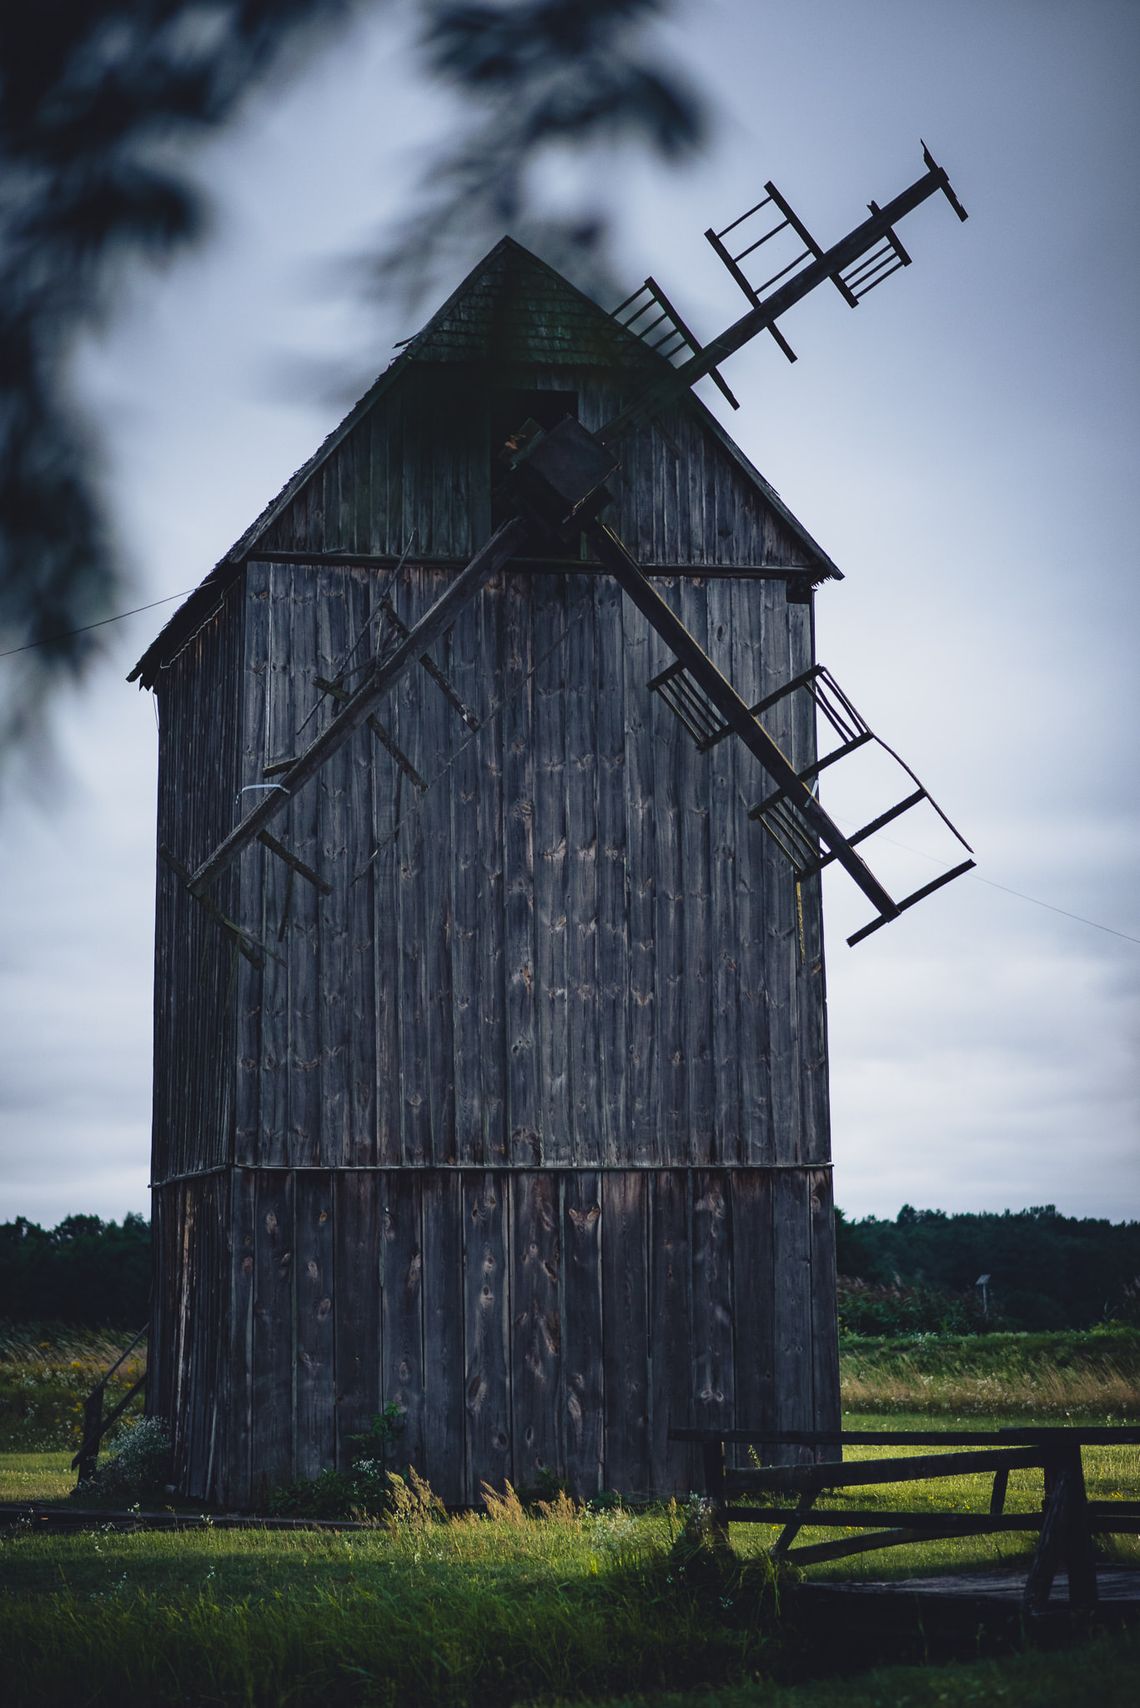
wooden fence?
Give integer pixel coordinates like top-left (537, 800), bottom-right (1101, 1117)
top-left (670, 1426), bottom-right (1140, 1613)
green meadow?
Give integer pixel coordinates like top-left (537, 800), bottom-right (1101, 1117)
top-left (1, 1324), bottom-right (1137, 1706)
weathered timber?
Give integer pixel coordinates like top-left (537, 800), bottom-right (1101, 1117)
top-left (599, 145), bottom-right (967, 445)
top-left (234, 549), bottom-right (824, 586)
top-left (724, 1446), bottom-right (1042, 1492)
top-left (561, 1172), bottom-right (604, 1495)
top-left (140, 235), bottom-right (849, 1507)
top-left (585, 519), bottom-right (898, 920)
top-left (188, 517), bottom-right (529, 896)
top-left (465, 1173), bottom-right (512, 1492)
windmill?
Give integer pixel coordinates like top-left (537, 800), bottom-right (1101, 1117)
top-left (133, 145), bottom-right (973, 1507)
top-left (179, 142), bottom-right (972, 952)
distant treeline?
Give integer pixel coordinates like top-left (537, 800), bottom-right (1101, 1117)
top-left (1, 1206), bottom-right (1138, 1334)
top-left (0, 1215), bottom-right (150, 1328)
top-left (836, 1205), bottom-right (1140, 1335)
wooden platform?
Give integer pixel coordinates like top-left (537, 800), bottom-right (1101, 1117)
top-left (792, 1568), bottom-right (1140, 1668)
top-left (807, 1568), bottom-right (1140, 1608)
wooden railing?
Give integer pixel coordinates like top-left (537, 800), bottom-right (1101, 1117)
top-left (71, 1326), bottom-right (148, 1486)
top-left (670, 1426), bottom-right (1140, 1613)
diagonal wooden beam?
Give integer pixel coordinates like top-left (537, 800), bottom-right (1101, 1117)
top-left (188, 516), bottom-right (528, 897)
top-left (583, 518), bottom-right (899, 922)
top-left (599, 149), bottom-right (966, 447)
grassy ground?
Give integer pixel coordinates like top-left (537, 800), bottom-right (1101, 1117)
top-left (0, 1451), bottom-right (73, 1503)
top-left (556, 1628), bottom-right (1140, 1707)
top-left (1, 1326), bottom-right (1136, 1705)
top-left (840, 1328), bottom-right (1140, 1417)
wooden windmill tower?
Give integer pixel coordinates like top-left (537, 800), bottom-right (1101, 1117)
top-left (131, 146), bottom-right (971, 1507)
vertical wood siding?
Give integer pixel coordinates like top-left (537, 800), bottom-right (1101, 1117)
top-left (153, 1167), bottom-right (839, 1508)
top-left (148, 352), bottom-right (838, 1508)
top-left (152, 584), bottom-right (242, 1183)
top-left (226, 557), bottom-right (823, 1172)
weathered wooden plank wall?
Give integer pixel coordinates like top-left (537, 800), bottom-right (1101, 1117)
top-left (147, 339), bottom-right (840, 1510)
top-left (216, 558), bottom-right (825, 1176)
top-left (152, 1165), bottom-right (839, 1507)
top-left (151, 582), bottom-right (243, 1183)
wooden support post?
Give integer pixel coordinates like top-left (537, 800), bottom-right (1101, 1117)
top-left (71, 1373), bottom-right (147, 1484)
top-left (1063, 1443), bottom-right (1099, 1611)
top-left (701, 1436), bottom-right (730, 1548)
top-left (1024, 1443), bottom-right (1099, 1613)
top-left (989, 1466), bottom-right (1009, 1517)
top-left (74, 1386), bottom-right (104, 1485)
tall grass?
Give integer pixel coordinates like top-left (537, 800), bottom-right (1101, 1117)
top-left (0, 1497), bottom-right (786, 1708)
top-left (839, 1328), bottom-right (1139, 1416)
top-left (0, 1323), bottom-right (146, 1452)
top-left (2, 1325), bottom-right (1137, 1705)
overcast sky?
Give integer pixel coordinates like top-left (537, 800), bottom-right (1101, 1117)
top-left (2, 0), bottom-right (1137, 1228)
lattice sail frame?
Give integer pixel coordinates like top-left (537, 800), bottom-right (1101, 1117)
top-left (649, 660), bottom-right (974, 947)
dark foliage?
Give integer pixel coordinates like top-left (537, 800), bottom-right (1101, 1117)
top-left (836, 1274), bottom-right (989, 1337)
top-left (0, 1213), bottom-right (151, 1326)
top-left (835, 1204), bottom-right (1140, 1332)
top-left (0, 2), bottom-right (348, 758)
top-left (0, 1), bottom-right (702, 769)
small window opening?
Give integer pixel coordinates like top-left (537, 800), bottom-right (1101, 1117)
top-left (490, 388), bottom-right (578, 550)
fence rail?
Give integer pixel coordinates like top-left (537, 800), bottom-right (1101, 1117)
top-left (669, 1425), bottom-right (1140, 1612)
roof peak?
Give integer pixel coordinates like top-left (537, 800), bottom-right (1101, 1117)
top-left (129, 237), bottom-right (838, 687)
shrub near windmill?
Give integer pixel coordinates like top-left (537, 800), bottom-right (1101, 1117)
top-left (131, 147), bottom-right (972, 1508)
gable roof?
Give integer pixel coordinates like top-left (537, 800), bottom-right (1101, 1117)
top-left (130, 237), bottom-right (840, 687)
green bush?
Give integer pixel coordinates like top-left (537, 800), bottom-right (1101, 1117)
top-left (86, 1417), bottom-right (171, 1501)
top-left (836, 1276), bottom-right (990, 1337)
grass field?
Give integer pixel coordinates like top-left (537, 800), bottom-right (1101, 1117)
top-left (1, 1325), bottom-right (1136, 1706)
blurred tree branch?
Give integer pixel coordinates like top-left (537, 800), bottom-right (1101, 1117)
top-left (0, 0), bottom-right (704, 767)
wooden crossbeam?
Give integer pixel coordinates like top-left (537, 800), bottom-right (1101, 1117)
top-left (376, 596), bottom-right (481, 731)
top-left (723, 1446), bottom-right (1041, 1494)
top-left (312, 676), bottom-right (428, 791)
top-left (186, 516), bottom-right (527, 897)
top-left (257, 830), bottom-right (333, 895)
top-left (670, 1426), bottom-right (1140, 1446)
top-left (159, 846), bottom-right (282, 967)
